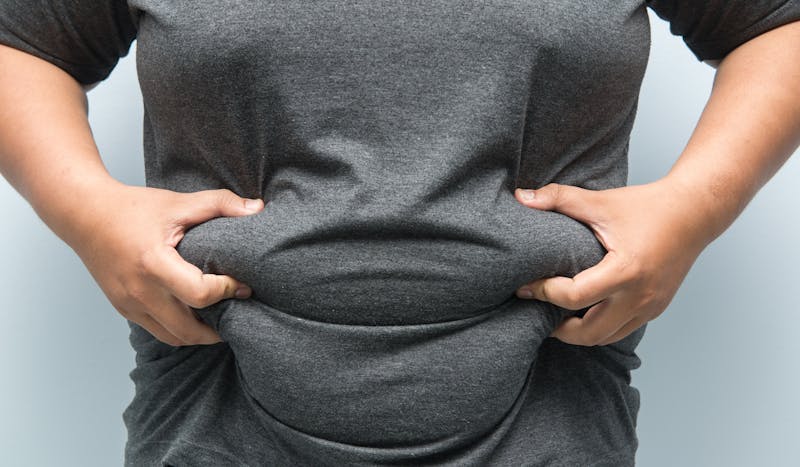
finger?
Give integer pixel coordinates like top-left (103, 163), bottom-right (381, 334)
top-left (551, 299), bottom-right (634, 346)
top-left (140, 292), bottom-right (222, 345)
top-left (516, 252), bottom-right (627, 310)
top-left (123, 310), bottom-right (185, 347)
top-left (514, 183), bottom-right (601, 224)
top-left (177, 188), bottom-right (264, 226)
top-left (596, 317), bottom-right (648, 346)
top-left (149, 246), bottom-right (252, 308)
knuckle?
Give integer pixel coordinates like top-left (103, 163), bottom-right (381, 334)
top-left (170, 199), bottom-right (196, 225)
top-left (137, 247), bottom-right (161, 277)
top-left (546, 183), bottom-right (562, 200)
top-left (533, 282), bottom-right (548, 302)
top-left (553, 183), bottom-right (578, 202)
top-left (186, 286), bottom-right (215, 308)
top-left (626, 260), bottom-right (646, 281)
top-left (168, 327), bottom-right (195, 344)
top-left (138, 322), bottom-right (182, 346)
top-left (213, 188), bottom-right (235, 197)
top-left (640, 287), bottom-right (660, 304)
top-left (612, 255), bottom-right (642, 284)
top-left (171, 327), bottom-right (208, 346)
top-left (157, 334), bottom-right (183, 347)
top-left (623, 253), bottom-right (648, 278)
top-left (581, 331), bottom-right (605, 346)
top-left (563, 287), bottom-right (586, 310)
top-left (105, 282), bottom-right (131, 307)
top-left (124, 284), bottom-right (151, 307)
top-left (213, 188), bottom-right (237, 206)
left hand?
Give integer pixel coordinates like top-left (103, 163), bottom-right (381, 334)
top-left (513, 180), bottom-right (714, 346)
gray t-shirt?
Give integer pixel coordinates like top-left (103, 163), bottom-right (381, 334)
top-left (2, 1), bottom-right (798, 465)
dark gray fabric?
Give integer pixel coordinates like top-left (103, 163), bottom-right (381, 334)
top-left (0, 0), bottom-right (136, 84)
top-left (647, 0), bottom-right (800, 60)
top-left (2, 0), bottom-right (799, 465)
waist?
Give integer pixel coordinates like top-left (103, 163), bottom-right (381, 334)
top-left (177, 188), bottom-right (604, 325)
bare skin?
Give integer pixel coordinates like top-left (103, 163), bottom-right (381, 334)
top-left (0, 43), bottom-right (264, 346)
top-left (514, 20), bottom-right (800, 346)
top-left (1, 21), bottom-right (798, 349)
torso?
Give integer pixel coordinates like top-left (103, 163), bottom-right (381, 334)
top-left (125, 2), bottom-right (650, 463)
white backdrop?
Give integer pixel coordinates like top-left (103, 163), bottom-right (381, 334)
top-left (1, 11), bottom-right (798, 466)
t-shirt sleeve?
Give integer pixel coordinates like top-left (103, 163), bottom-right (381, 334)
top-left (0, 0), bottom-right (138, 85)
top-left (646, 0), bottom-right (800, 61)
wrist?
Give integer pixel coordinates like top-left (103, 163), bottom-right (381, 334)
top-left (29, 171), bottom-right (127, 249)
top-left (657, 166), bottom-right (752, 247)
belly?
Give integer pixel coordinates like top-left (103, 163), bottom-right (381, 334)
top-left (177, 186), bottom-right (603, 325)
top-left (175, 186), bottom-right (605, 447)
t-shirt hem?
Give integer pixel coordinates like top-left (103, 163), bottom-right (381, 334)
top-left (542, 446), bottom-right (636, 467)
top-left (127, 440), bottom-right (636, 466)
top-left (125, 440), bottom-right (247, 467)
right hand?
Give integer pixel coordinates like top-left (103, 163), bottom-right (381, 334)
top-left (68, 182), bottom-right (264, 346)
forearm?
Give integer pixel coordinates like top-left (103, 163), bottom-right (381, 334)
top-left (664, 20), bottom-right (800, 243)
top-left (0, 44), bottom-right (120, 245)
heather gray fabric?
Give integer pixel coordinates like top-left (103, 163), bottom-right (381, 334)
top-left (2, 0), bottom-right (799, 465)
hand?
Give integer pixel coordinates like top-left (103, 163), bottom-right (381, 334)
top-left (513, 180), bottom-right (713, 346)
top-left (67, 182), bottom-right (264, 346)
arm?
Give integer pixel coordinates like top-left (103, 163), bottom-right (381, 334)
top-left (666, 20), bottom-right (800, 238)
top-left (0, 44), bottom-right (263, 345)
top-left (512, 19), bottom-right (800, 346)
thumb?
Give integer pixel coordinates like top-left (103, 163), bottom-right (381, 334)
top-left (147, 246), bottom-right (252, 309)
top-left (178, 189), bottom-right (264, 226)
top-left (514, 183), bottom-right (599, 224)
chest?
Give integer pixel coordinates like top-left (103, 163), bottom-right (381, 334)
top-left (130, 1), bottom-right (649, 90)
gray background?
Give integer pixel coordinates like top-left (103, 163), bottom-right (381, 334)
top-left (1, 12), bottom-right (798, 466)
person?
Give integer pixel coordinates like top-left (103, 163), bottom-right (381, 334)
top-left (0, 1), bottom-right (798, 465)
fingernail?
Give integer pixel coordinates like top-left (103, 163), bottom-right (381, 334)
top-left (234, 285), bottom-right (252, 299)
top-left (244, 199), bottom-right (262, 211)
top-left (519, 189), bottom-right (535, 201)
top-left (516, 287), bottom-right (533, 299)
